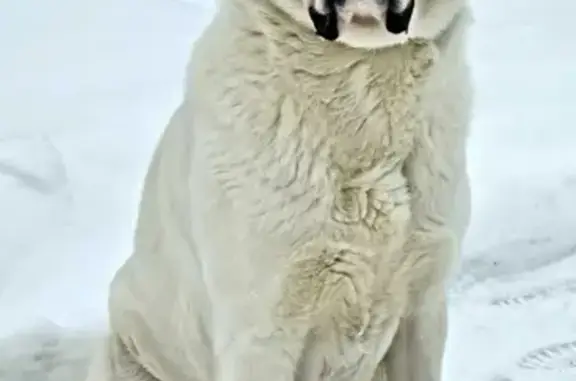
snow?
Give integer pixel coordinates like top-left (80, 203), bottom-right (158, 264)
top-left (0, 0), bottom-right (575, 380)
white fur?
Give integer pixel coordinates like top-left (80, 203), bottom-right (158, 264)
top-left (88, 0), bottom-right (474, 380)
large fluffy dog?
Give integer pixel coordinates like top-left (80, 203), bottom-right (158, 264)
top-left (89, 0), bottom-right (473, 380)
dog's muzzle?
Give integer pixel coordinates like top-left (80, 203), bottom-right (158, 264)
top-left (308, 0), bottom-right (415, 41)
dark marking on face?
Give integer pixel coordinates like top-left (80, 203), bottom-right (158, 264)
top-left (308, 1), bottom-right (340, 41)
top-left (385, 0), bottom-right (415, 34)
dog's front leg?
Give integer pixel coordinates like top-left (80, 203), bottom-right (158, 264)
top-left (377, 293), bottom-right (448, 381)
top-left (215, 322), bottom-right (308, 381)
top-left (206, 267), bottom-right (311, 381)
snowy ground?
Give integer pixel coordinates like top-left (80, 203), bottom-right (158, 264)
top-left (1, 0), bottom-right (575, 380)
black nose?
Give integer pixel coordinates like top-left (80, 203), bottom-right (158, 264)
top-left (385, 0), bottom-right (415, 34)
top-left (308, 2), bottom-right (340, 41)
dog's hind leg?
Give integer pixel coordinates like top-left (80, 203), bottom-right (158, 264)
top-left (85, 335), bottom-right (161, 381)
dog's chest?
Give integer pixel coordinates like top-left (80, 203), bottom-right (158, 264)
top-left (297, 66), bottom-right (427, 184)
top-left (325, 98), bottom-right (420, 173)
top-left (313, 74), bottom-right (425, 239)
top-left (278, 61), bottom-right (430, 381)
top-left (291, 46), bottom-right (432, 175)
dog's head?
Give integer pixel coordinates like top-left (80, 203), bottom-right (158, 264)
top-left (268, 0), bottom-right (466, 48)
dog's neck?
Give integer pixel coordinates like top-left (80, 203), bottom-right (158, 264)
top-left (212, 0), bottom-right (469, 106)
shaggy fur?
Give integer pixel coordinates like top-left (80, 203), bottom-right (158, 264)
top-left (88, 0), bottom-right (473, 380)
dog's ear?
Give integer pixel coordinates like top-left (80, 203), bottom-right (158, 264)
top-left (385, 0), bottom-right (415, 34)
top-left (308, 2), bottom-right (339, 41)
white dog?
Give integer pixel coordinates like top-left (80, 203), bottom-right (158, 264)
top-left (89, 0), bottom-right (473, 380)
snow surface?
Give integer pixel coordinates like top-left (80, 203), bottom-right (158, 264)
top-left (0, 0), bottom-right (575, 380)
